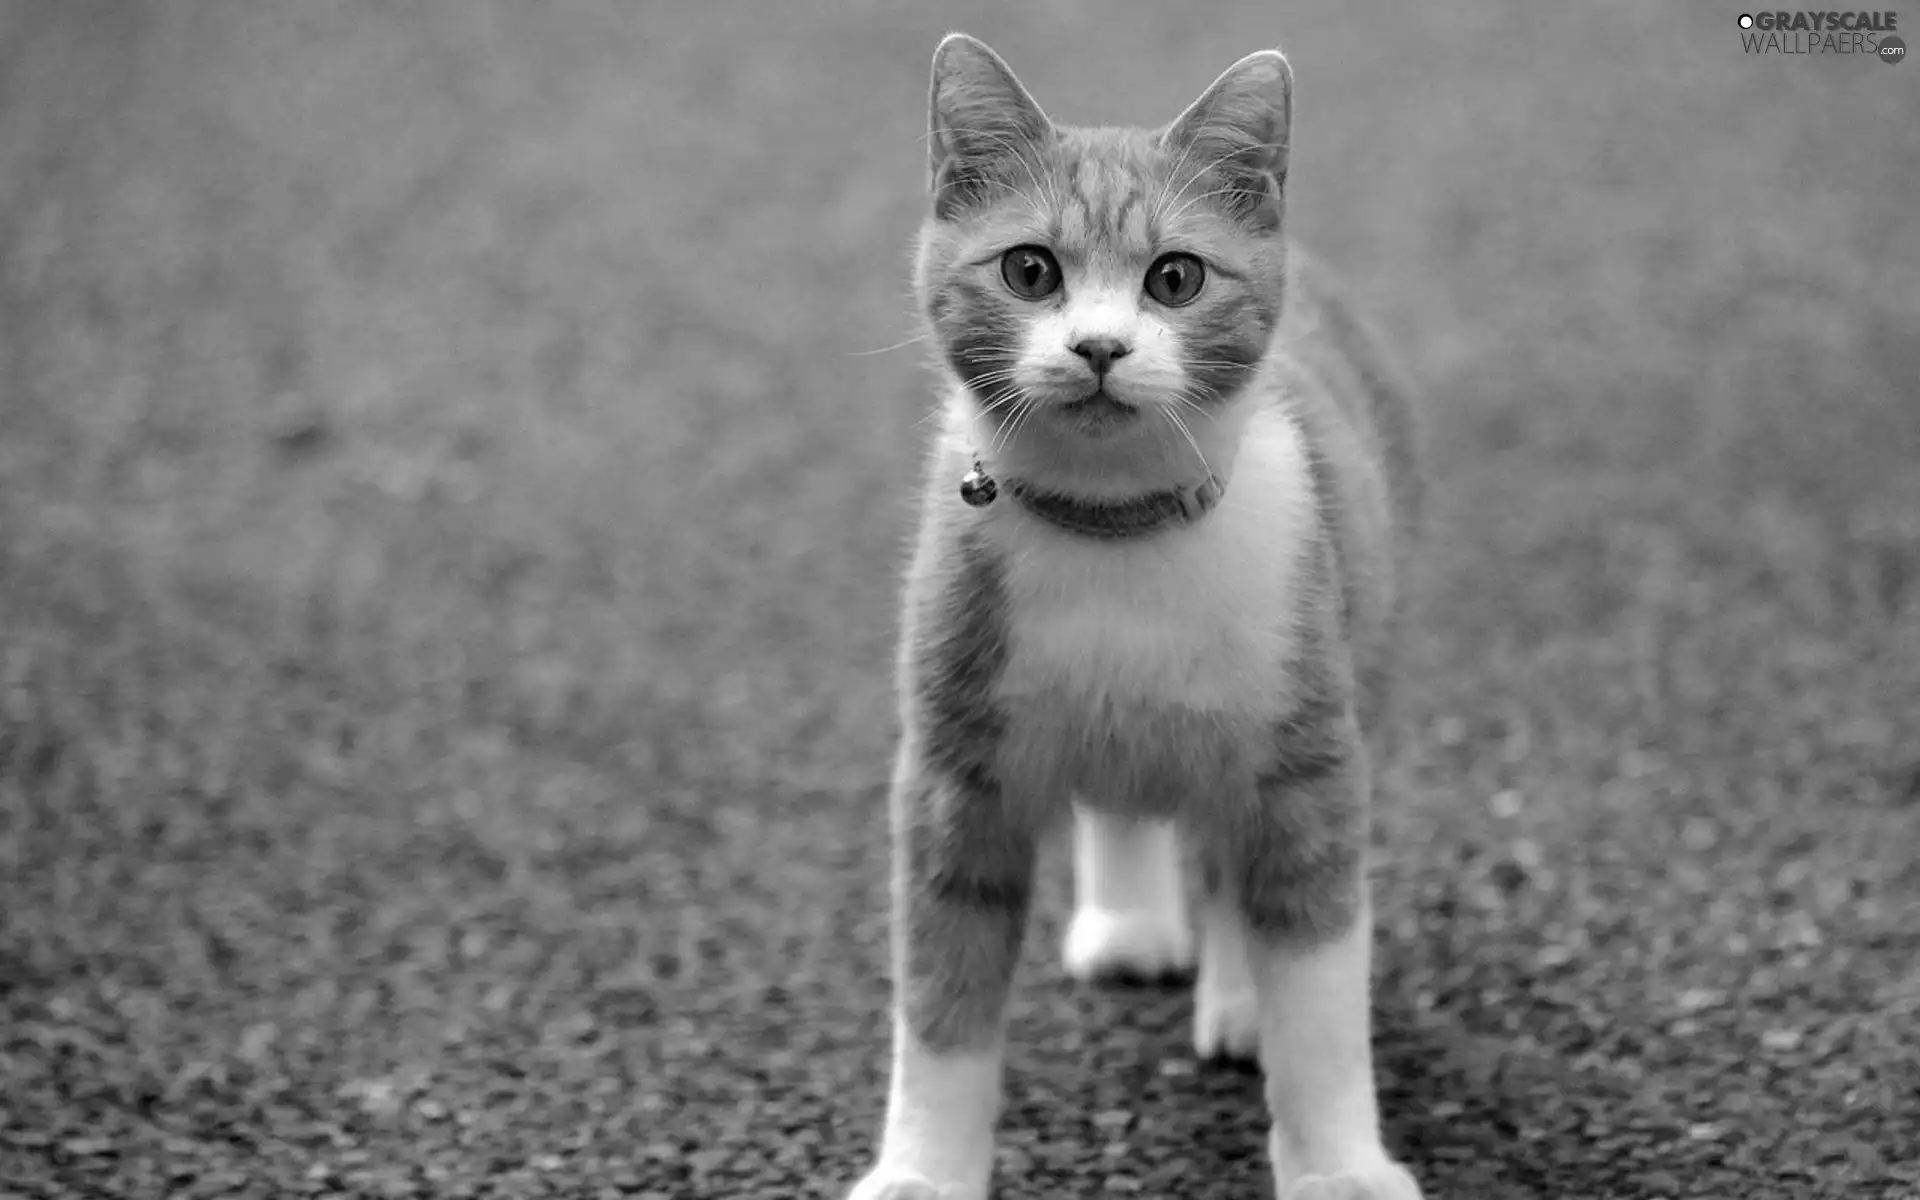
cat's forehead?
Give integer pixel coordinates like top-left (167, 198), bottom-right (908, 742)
top-left (943, 124), bottom-right (1248, 268)
top-left (1043, 128), bottom-right (1162, 248)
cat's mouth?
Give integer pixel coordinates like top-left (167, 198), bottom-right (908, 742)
top-left (1062, 387), bottom-right (1133, 410)
top-left (1047, 387), bottom-right (1143, 439)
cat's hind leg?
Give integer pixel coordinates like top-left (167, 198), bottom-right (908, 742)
top-left (1193, 889), bottom-right (1261, 1061)
top-left (1061, 807), bottom-right (1195, 982)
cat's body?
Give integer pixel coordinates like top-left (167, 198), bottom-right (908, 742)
top-left (849, 35), bottom-right (1425, 1200)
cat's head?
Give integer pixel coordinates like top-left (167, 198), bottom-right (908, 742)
top-left (914, 34), bottom-right (1292, 480)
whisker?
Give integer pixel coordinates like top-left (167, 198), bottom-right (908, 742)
top-left (1151, 143), bottom-right (1240, 225)
top-left (979, 386), bottom-right (1027, 415)
top-left (850, 333), bottom-right (928, 358)
top-left (1160, 407), bottom-right (1217, 482)
top-left (960, 369), bottom-right (1025, 391)
top-left (995, 393), bottom-right (1033, 455)
top-left (994, 389), bottom-right (1045, 458)
top-left (911, 136), bottom-right (1048, 213)
top-left (1168, 392), bottom-right (1211, 421)
top-left (964, 174), bottom-right (1047, 211)
top-left (913, 406), bottom-right (946, 432)
top-left (979, 119), bottom-right (1062, 212)
top-left (1164, 183), bottom-right (1260, 228)
top-left (1150, 134), bottom-right (1208, 226)
top-left (1152, 135), bottom-right (1284, 228)
top-left (945, 125), bottom-right (1054, 214)
top-left (1179, 382), bottom-right (1228, 412)
top-left (988, 399), bottom-right (1022, 457)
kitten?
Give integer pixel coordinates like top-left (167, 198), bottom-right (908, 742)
top-left (847, 33), bottom-right (1426, 1200)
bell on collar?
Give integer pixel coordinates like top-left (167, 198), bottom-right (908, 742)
top-left (960, 461), bottom-right (997, 507)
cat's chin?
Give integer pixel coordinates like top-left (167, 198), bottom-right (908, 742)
top-left (1046, 389), bottom-right (1143, 439)
top-left (979, 411), bottom-right (1217, 499)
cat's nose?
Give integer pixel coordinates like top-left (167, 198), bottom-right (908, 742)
top-left (1070, 337), bottom-right (1131, 375)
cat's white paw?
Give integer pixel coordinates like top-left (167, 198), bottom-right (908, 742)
top-left (1061, 905), bottom-right (1195, 982)
top-left (1192, 982), bottom-right (1260, 1061)
top-left (846, 1168), bottom-right (979, 1200)
top-left (1281, 1163), bottom-right (1424, 1200)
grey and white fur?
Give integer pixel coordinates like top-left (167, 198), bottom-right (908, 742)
top-left (848, 32), bottom-right (1427, 1200)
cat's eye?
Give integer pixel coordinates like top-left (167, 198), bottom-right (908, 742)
top-left (1000, 246), bottom-right (1061, 300)
top-left (1144, 253), bottom-right (1206, 307)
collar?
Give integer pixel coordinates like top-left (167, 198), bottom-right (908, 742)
top-left (1002, 471), bottom-right (1225, 541)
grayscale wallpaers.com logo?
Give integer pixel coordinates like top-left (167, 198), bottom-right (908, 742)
top-left (1738, 11), bottom-right (1906, 60)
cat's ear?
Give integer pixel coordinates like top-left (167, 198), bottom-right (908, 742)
top-left (927, 33), bottom-right (1054, 219)
top-left (1160, 50), bottom-right (1292, 229)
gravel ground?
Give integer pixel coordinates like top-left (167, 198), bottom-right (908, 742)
top-left (2, 3), bottom-right (1917, 1198)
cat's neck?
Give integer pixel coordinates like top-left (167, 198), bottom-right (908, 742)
top-left (996, 469), bottom-right (1225, 540)
top-left (946, 383), bottom-right (1258, 539)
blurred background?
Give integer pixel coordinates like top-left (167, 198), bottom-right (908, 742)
top-left (1, 2), bottom-right (1916, 1197)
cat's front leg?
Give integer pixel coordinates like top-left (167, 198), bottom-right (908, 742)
top-left (1202, 735), bottom-right (1423, 1200)
top-left (847, 742), bottom-right (1038, 1200)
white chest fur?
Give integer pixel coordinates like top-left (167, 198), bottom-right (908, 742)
top-left (989, 405), bottom-right (1317, 730)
